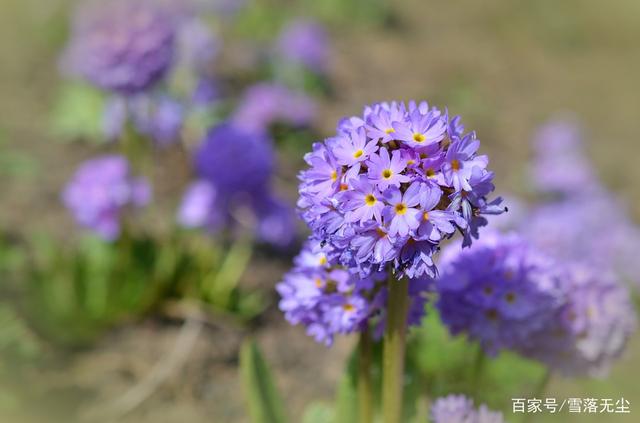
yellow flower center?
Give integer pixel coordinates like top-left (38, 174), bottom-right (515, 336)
top-left (422, 211), bottom-right (429, 221)
top-left (319, 255), bottom-right (327, 266)
top-left (451, 159), bottom-right (461, 171)
top-left (413, 133), bottom-right (425, 143)
top-left (314, 278), bottom-right (323, 288)
top-left (340, 183), bottom-right (349, 191)
top-left (395, 203), bottom-right (407, 215)
top-left (375, 227), bottom-right (387, 238)
top-left (382, 169), bottom-right (392, 179)
top-left (353, 149), bottom-right (364, 159)
top-left (505, 292), bottom-right (516, 304)
top-left (330, 170), bottom-right (338, 181)
top-left (385, 128), bottom-right (395, 134)
top-left (343, 303), bottom-right (355, 312)
top-left (419, 153), bottom-right (428, 159)
top-left (407, 159), bottom-right (415, 165)
top-left (365, 194), bottom-right (377, 206)
top-left (426, 168), bottom-right (436, 178)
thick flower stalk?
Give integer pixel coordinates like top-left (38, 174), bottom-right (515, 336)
top-left (289, 101), bottom-right (503, 422)
top-left (298, 101), bottom-right (504, 279)
top-left (62, 155), bottom-right (150, 240)
top-left (430, 394), bottom-right (505, 423)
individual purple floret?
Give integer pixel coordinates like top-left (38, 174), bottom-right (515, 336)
top-left (231, 83), bottom-right (316, 133)
top-left (530, 118), bottom-right (599, 197)
top-left (298, 101), bottom-right (504, 279)
top-left (436, 232), bottom-right (563, 356)
top-left (63, 0), bottom-right (177, 95)
top-left (518, 265), bottom-right (636, 377)
top-left (277, 238), bottom-right (430, 346)
top-left (178, 123), bottom-right (294, 247)
top-left (276, 19), bottom-right (329, 73)
top-left (62, 155), bottom-right (150, 240)
top-left (431, 394), bottom-right (505, 423)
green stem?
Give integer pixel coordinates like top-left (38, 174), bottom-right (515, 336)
top-left (382, 275), bottom-right (409, 423)
top-left (523, 370), bottom-right (551, 423)
top-left (471, 345), bottom-right (486, 396)
top-left (358, 328), bottom-right (373, 423)
top-left (533, 369), bottom-right (551, 398)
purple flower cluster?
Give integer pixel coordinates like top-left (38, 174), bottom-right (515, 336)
top-left (178, 123), bottom-right (294, 247)
top-left (530, 118), bottom-right (598, 197)
top-left (104, 95), bottom-right (185, 145)
top-left (276, 19), bottom-right (329, 74)
top-left (437, 232), bottom-right (563, 356)
top-left (437, 231), bottom-right (636, 376)
top-left (62, 155), bottom-right (151, 240)
top-left (277, 239), bottom-right (430, 345)
top-left (63, 0), bottom-right (177, 95)
top-left (518, 265), bottom-right (636, 377)
top-left (524, 117), bottom-right (640, 290)
top-left (231, 83), bottom-right (316, 133)
top-left (298, 101), bottom-right (504, 279)
top-left (430, 394), bottom-right (505, 423)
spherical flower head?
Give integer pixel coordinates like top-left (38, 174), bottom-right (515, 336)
top-left (277, 238), bottom-right (431, 346)
top-left (194, 123), bottom-right (274, 198)
top-left (179, 122), bottom-right (294, 247)
top-left (436, 231), bottom-right (563, 356)
top-left (63, 0), bottom-right (176, 95)
top-left (231, 83), bottom-right (316, 133)
top-left (530, 117), bottom-right (599, 197)
top-left (298, 101), bottom-right (504, 279)
top-left (518, 265), bottom-right (636, 377)
top-left (62, 155), bottom-right (150, 240)
top-left (431, 394), bottom-right (504, 423)
top-left (276, 19), bottom-right (329, 73)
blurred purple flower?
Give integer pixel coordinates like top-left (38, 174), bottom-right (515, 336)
top-left (431, 394), bottom-right (505, 423)
top-left (530, 118), bottom-right (599, 196)
top-left (62, 0), bottom-right (177, 95)
top-left (231, 83), bottom-right (316, 133)
top-left (519, 265), bottom-right (636, 377)
top-left (276, 19), bottom-right (329, 73)
top-left (62, 155), bottom-right (150, 240)
top-left (437, 232), bottom-right (564, 356)
top-left (178, 123), bottom-right (295, 247)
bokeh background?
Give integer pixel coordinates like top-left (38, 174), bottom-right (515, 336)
top-left (1, 0), bottom-right (639, 422)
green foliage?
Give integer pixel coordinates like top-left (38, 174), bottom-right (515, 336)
top-left (408, 306), bottom-right (546, 411)
top-left (302, 402), bottom-right (334, 423)
top-left (240, 339), bottom-right (288, 423)
top-left (20, 231), bottom-right (262, 347)
top-left (49, 82), bottom-right (106, 143)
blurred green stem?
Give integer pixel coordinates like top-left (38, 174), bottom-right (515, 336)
top-left (471, 346), bottom-right (486, 396)
top-left (382, 275), bottom-right (408, 423)
top-left (205, 235), bottom-right (253, 310)
top-left (523, 370), bottom-right (551, 423)
top-left (358, 327), bottom-right (373, 423)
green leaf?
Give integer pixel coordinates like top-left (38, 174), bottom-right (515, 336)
top-left (240, 339), bottom-right (288, 423)
top-left (302, 402), bottom-right (334, 423)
